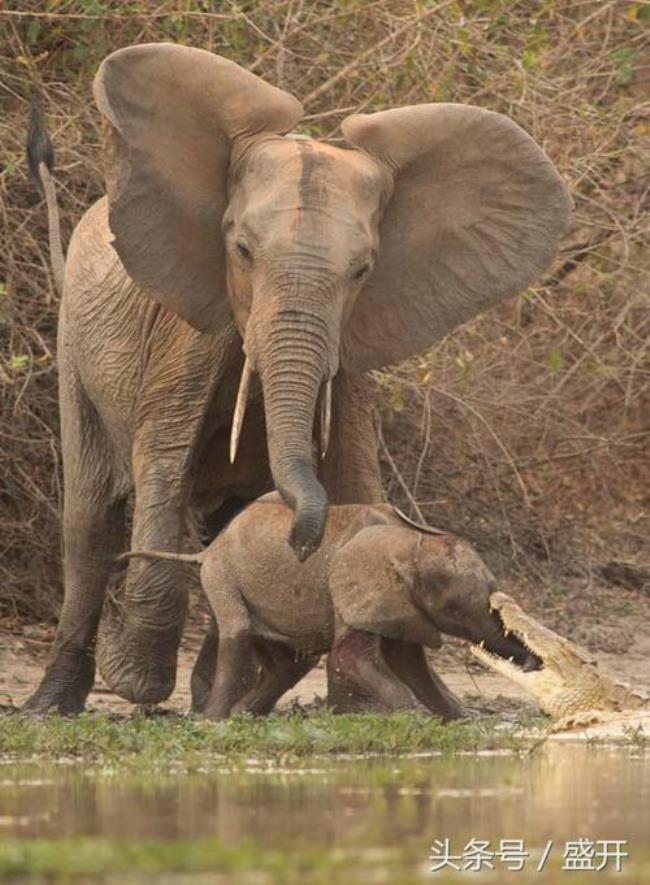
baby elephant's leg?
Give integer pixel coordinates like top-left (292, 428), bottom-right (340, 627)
top-left (191, 498), bottom-right (251, 712)
top-left (381, 638), bottom-right (466, 721)
top-left (203, 629), bottom-right (257, 720)
top-left (200, 557), bottom-right (257, 720)
top-left (190, 616), bottom-right (219, 713)
top-left (232, 640), bottom-right (318, 715)
top-left (327, 626), bottom-right (430, 714)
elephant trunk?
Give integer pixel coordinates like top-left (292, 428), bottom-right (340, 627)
top-left (252, 308), bottom-right (334, 561)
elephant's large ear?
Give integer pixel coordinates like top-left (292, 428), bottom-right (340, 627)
top-left (93, 43), bottom-right (302, 331)
top-left (330, 526), bottom-right (442, 649)
top-left (340, 104), bottom-right (572, 371)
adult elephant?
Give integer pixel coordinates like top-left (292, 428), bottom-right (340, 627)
top-left (25, 44), bottom-right (571, 714)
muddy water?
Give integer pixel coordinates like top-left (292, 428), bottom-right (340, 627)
top-left (0, 745), bottom-right (648, 883)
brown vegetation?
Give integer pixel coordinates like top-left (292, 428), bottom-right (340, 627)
top-left (1, 1), bottom-right (648, 625)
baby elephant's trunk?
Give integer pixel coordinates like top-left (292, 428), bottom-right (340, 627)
top-left (117, 550), bottom-right (205, 566)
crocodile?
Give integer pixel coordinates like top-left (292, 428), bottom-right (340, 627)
top-left (471, 591), bottom-right (648, 731)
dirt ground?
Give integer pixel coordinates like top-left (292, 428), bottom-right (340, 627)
top-left (2, 592), bottom-right (649, 730)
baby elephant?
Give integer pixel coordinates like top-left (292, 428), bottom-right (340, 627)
top-left (123, 495), bottom-right (537, 720)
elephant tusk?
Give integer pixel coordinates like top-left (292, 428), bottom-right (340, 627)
top-left (230, 356), bottom-right (252, 464)
top-left (320, 378), bottom-right (332, 460)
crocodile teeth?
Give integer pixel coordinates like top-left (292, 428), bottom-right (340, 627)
top-left (504, 629), bottom-right (511, 638)
top-left (479, 640), bottom-right (485, 649)
top-left (508, 656), bottom-right (514, 663)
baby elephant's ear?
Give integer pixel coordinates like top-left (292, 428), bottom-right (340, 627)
top-left (94, 43), bottom-right (302, 332)
top-left (330, 526), bottom-right (442, 649)
top-left (341, 104), bottom-right (572, 372)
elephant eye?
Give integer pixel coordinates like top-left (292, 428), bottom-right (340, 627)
top-left (352, 262), bottom-right (371, 281)
top-left (236, 240), bottom-right (252, 261)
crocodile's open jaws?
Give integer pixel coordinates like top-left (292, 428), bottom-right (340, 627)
top-left (471, 591), bottom-right (648, 729)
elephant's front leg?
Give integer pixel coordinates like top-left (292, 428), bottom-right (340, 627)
top-left (327, 626), bottom-right (430, 715)
top-left (381, 638), bottom-right (466, 721)
top-left (96, 466), bottom-right (189, 705)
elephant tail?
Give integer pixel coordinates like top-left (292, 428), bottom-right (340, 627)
top-left (117, 549), bottom-right (206, 566)
top-left (27, 94), bottom-right (65, 295)
top-left (392, 506), bottom-right (448, 536)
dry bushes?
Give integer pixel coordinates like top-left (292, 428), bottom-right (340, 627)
top-left (1, 1), bottom-right (649, 619)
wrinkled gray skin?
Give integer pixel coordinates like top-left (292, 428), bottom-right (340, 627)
top-left (124, 496), bottom-right (537, 719)
top-left (24, 43), bottom-right (570, 715)
top-left (24, 196), bottom-right (380, 715)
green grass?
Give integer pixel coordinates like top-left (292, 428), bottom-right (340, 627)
top-left (0, 710), bottom-right (537, 768)
top-left (0, 836), bottom-right (349, 881)
top-left (2, 837), bottom-right (643, 885)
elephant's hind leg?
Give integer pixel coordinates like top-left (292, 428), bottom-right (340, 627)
top-left (232, 640), bottom-right (319, 716)
top-left (190, 498), bottom-right (252, 712)
top-left (203, 630), bottom-right (257, 719)
top-left (24, 375), bottom-right (126, 715)
top-left (381, 639), bottom-right (466, 721)
top-left (190, 615), bottom-right (219, 714)
top-left (194, 548), bottom-right (258, 720)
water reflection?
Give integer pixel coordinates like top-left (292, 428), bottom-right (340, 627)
top-left (0, 744), bottom-right (648, 881)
